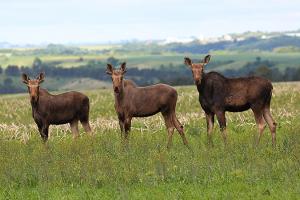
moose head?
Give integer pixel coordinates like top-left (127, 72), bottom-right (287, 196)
top-left (184, 55), bottom-right (211, 85)
top-left (106, 62), bottom-right (127, 94)
top-left (21, 72), bottom-right (45, 103)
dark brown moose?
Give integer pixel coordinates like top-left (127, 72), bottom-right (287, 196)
top-left (106, 62), bottom-right (188, 148)
top-left (22, 73), bottom-right (92, 141)
top-left (184, 55), bottom-right (276, 146)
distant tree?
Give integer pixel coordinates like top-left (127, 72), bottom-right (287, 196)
top-left (159, 64), bottom-right (166, 69)
top-left (5, 65), bottom-right (20, 76)
top-left (3, 78), bottom-right (13, 87)
top-left (255, 56), bottom-right (261, 63)
top-left (0, 66), bottom-right (2, 74)
top-left (254, 65), bottom-right (275, 80)
top-left (270, 68), bottom-right (283, 81)
top-left (31, 57), bottom-right (46, 75)
top-left (107, 57), bottom-right (119, 66)
top-left (294, 68), bottom-right (300, 81)
top-left (32, 57), bottom-right (42, 70)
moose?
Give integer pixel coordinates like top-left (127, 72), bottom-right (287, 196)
top-left (184, 55), bottom-right (277, 146)
top-left (106, 62), bottom-right (189, 148)
top-left (22, 73), bottom-right (92, 142)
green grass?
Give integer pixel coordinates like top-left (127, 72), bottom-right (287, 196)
top-left (1, 50), bottom-right (300, 70)
top-left (0, 83), bottom-right (299, 199)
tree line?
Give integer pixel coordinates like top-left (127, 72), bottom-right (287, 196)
top-left (0, 57), bottom-right (300, 94)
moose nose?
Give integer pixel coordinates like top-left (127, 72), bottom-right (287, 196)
top-left (195, 79), bottom-right (201, 85)
top-left (31, 96), bottom-right (39, 103)
top-left (114, 87), bottom-right (119, 93)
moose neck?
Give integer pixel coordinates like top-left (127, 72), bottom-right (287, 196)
top-left (30, 88), bottom-right (47, 112)
top-left (114, 84), bottom-right (126, 105)
top-left (30, 98), bottom-right (40, 115)
top-left (196, 72), bottom-right (206, 93)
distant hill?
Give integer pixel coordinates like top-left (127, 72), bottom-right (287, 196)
top-left (1, 29), bottom-right (300, 52)
top-left (120, 29), bottom-right (300, 53)
top-left (165, 35), bottom-right (300, 53)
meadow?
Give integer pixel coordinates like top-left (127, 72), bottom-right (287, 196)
top-left (0, 83), bottom-right (299, 199)
top-left (1, 47), bottom-right (300, 70)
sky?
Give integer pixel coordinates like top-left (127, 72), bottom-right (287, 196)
top-left (1, 0), bottom-right (300, 44)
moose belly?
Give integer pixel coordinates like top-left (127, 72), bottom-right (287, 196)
top-left (49, 111), bottom-right (77, 125)
top-left (225, 95), bottom-right (250, 112)
top-left (225, 104), bottom-right (250, 112)
top-left (133, 108), bottom-right (161, 117)
top-left (51, 119), bottom-right (73, 125)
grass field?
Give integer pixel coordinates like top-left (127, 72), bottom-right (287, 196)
top-left (1, 48), bottom-right (300, 70)
top-left (0, 83), bottom-right (299, 199)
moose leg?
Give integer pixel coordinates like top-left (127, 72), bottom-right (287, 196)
top-left (263, 107), bottom-right (277, 146)
top-left (252, 110), bottom-right (266, 145)
top-left (173, 114), bottom-right (189, 147)
top-left (37, 123), bottom-right (42, 135)
top-left (162, 112), bottom-right (175, 148)
top-left (216, 111), bottom-right (227, 144)
top-left (70, 120), bottom-right (79, 139)
top-left (41, 124), bottom-right (49, 142)
top-left (177, 128), bottom-right (189, 147)
top-left (167, 127), bottom-right (175, 149)
top-left (81, 121), bottom-right (92, 136)
top-left (205, 112), bottom-right (215, 145)
top-left (124, 118), bottom-right (132, 140)
top-left (118, 120), bottom-right (125, 138)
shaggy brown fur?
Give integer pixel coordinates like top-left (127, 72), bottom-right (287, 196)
top-left (185, 55), bottom-right (276, 146)
top-left (22, 73), bottom-right (92, 141)
top-left (106, 63), bottom-right (188, 148)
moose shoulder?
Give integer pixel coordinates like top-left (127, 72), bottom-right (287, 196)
top-left (185, 55), bottom-right (277, 146)
top-left (22, 73), bottom-right (92, 141)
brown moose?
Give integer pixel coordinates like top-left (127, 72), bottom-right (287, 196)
top-left (106, 62), bottom-right (189, 148)
top-left (22, 73), bottom-right (92, 141)
top-left (184, 55), bottom-right (277, 146)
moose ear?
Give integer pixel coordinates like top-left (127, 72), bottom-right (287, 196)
top-left (21, 73), bottom-right (30, 84)
top-left (203, 55), bottom-right (211, 65)
top-left (37, 72), bottom-right (45, 83)
top-left (184, 57), bottom-right (192, 67)
top-left (120, 62), bottom-right (126, 74)
top-left (106, 64), bottom-right (113, 75)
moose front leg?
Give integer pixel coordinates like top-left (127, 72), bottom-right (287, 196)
top-left (118, 119), bottom-right (125, 138)
top-left (41, 124), bottom-right (49, 142)
top-left (205, 112), bottom-right (215, 146)
top-left (37, 123), bottom-right (42, 135)
top-left (36, 121), bottom-right (47, 142)
top-left (216, 111), bottom-right (227, 144)
top-left (124, 117), bottom-right (132, 140)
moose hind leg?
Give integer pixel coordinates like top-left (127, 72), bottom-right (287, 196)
top-left (81, 120), bottom-right (92, 136)
top-left (263, 107), bottom-right (277, 146)
top-left (70, 120), bottom-right (79, 139)
top-left (252, 109), bottom-right (266, 145)
top-left (79, 110), bottom-right (92, 136)
top-left (162, 112), bottom-right (175, 148)
top-left (173, 114), bottom-right (189, 147)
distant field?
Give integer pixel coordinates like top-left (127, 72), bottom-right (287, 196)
top-left (0, 83), bottom-right (299, 199)
top-left (1, 48), bottom-right (300, 70)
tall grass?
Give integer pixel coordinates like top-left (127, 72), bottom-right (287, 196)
top-left (0, 83), bottom-right (299, 199)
